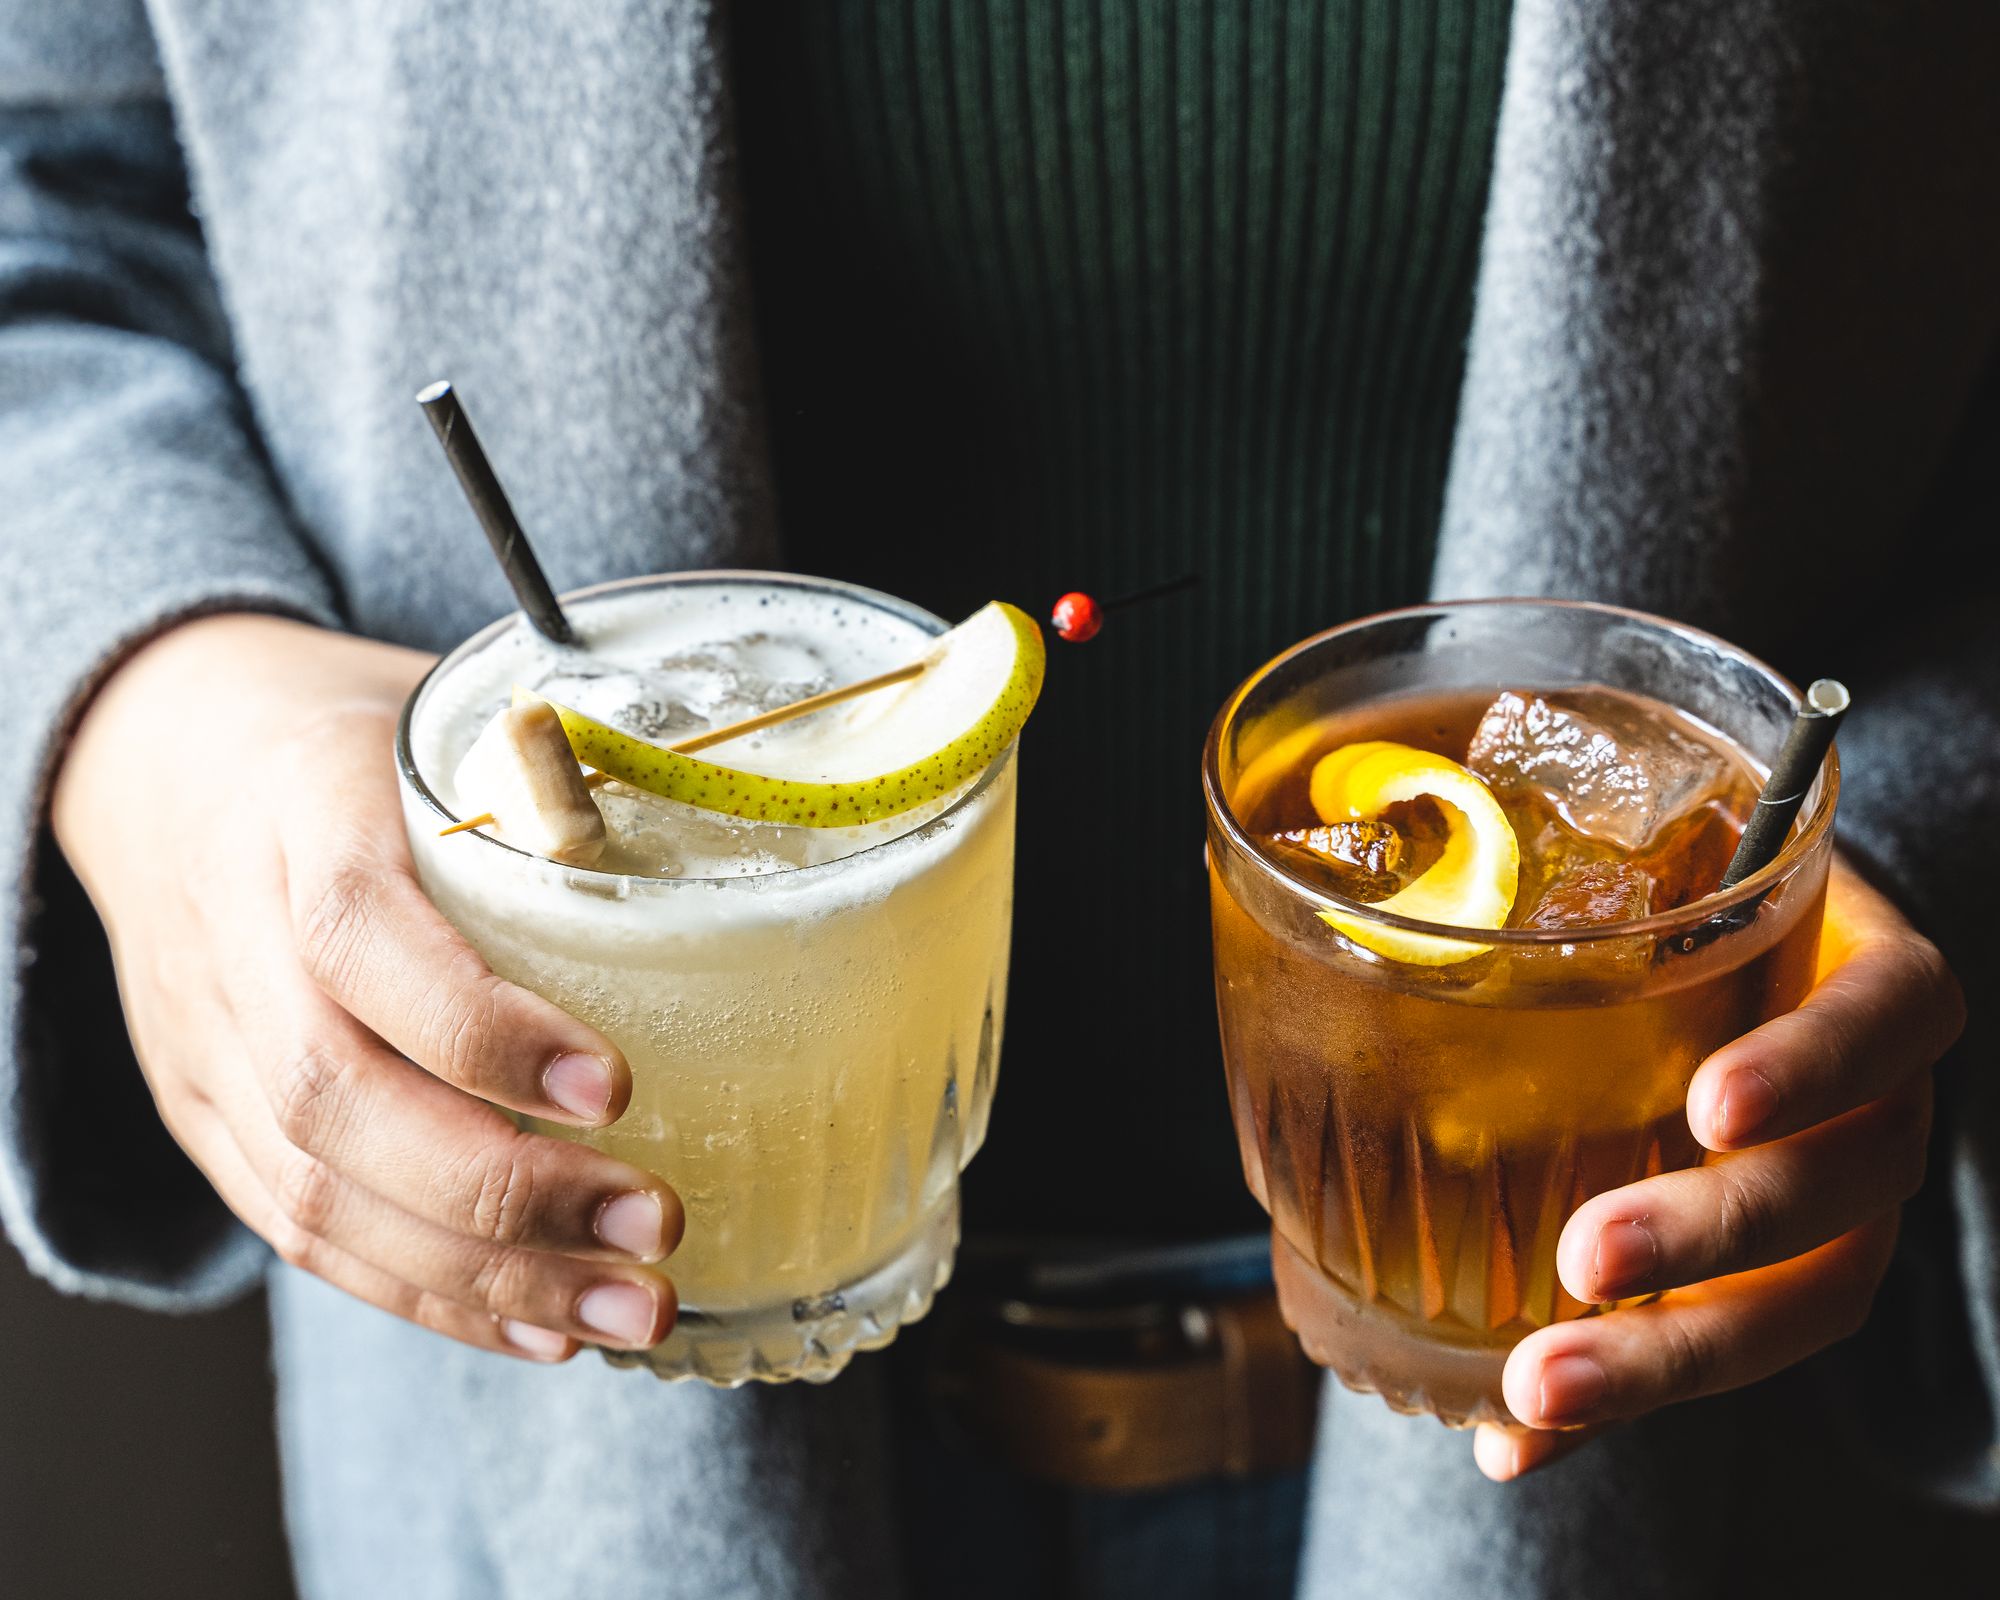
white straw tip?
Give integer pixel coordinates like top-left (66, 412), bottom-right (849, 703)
top-left (1806, 679), bottom-right (1850, 717)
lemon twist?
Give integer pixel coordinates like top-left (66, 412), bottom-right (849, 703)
top-left (1308, 741), bottom-right (1520, 966)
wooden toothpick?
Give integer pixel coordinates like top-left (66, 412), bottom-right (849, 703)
top-left (438, 657), bottom-right (928, 837)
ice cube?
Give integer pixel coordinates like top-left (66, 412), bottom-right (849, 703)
top-left (1467, 691), bottom-right (1727, 851)
top-left (1636, 801), bottom-right (1739, 912)
top-left (1268, 820), bottom-right (1404, 901)
top-left (593, 782), bottom-right (826, 879)
top-left (1522, 861), bottom-right (1655, 929)
top-left (1514, 861), bottom-right (1656, 982)
top-left (534, 668), bottom-right (706, 743)
top-left (651, 632), bottom-right (832, 721)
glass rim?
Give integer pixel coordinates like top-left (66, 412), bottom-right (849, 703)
top-left (1200, 597), bottom-right (1840, 947)
top-left (395, 568), bottom-right (1015, 889)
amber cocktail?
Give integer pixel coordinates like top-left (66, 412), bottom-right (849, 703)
top-left (1203, 602), bottom-right (1837, 1426)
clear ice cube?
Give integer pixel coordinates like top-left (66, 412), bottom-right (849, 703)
top-left (531, 631), bottom-right (834, 748)
top-left (521, 630), bottom-right (864, 881)
top-left (651, 632), bottom-right (832, 722)
top-left (533, 668), bottom-right (706, 743)
top-left (1513, 861), bottom-right (1658, 982)
top-left (1522, 861), bottom-right (1655, 929)
top-left (594, 784), bottom-right (822, 878)
top-left (1268, 821), bottom-right (1404, 901)
top-left (1467, 691), bottom-right (1727, 851)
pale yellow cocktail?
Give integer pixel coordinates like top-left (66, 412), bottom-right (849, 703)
top-left (399, 573), bottom-right (1019, 1384)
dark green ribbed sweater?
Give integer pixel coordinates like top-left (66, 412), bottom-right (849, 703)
top-left (736, 0), bottom-right (1512, 1239)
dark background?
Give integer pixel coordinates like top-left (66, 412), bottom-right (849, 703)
top-left (0, 1241), bottom-right (292, 1600)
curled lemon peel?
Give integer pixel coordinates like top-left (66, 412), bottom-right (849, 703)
top-left (1308, 741), bottom-right (1520, 966)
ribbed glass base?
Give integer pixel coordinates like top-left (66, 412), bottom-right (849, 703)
top-left (600, 1195), bottom-right (959, 1387)
top-left (1271, 1227), bottom-right (1512, 1428)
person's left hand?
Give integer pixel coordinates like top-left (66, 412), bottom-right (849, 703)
top-left (1474, 859), bottom-right (1964, 1481)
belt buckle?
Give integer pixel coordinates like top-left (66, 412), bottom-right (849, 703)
top-left (928, 1240), bottom-right (1321, 1492)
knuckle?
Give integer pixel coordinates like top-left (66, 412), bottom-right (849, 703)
top-left (465, 1145), bottom-right (541, 1248)
top-left (429, 971), bottom-right (509, 1094)
top-left (272, 1147), bottom-right (342, 1239)
top-left (1658, 1316), bottom-right (1718, 1401)
top-left (1712, 1164), bottom-right (1779, 1270)
top-left (410, 1289), bottom-right (477, 1343)
top-left (1802, 1000), bottom-right (1864, 1085)
top-left (272, 1046), bottom-right (349, 1153)
top-left (296, 861), bottom-right (382, 994)
top-left (149, 1078), bottom-right (204, 1145)
top-left (467, 1243), bottom-right (539, 1320)
top-left (267, 1214), bottom-right (322, 1276)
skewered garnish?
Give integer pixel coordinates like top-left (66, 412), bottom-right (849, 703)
top-left (543, 601), bottom-right (1045, 828)
top-left (451, 700), bottom-right (608, 866)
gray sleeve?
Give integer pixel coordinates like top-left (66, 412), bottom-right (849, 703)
top-left (1, 18), bottom-right (341, 1307)
top-left (1801, 595), bottom-right (2000, 1504)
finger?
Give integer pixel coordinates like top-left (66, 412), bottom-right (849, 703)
top-left (275, 727), bottom-right (632, 1126)
top-left (1558, 1074), bottom-right (1930, 1302)
top-left (174, 1086), bottom-right (580, 1363)
top-left (1688, 865), bottom-right (1963, 1152)
top-left (1473, 1422), bottom-right (1602, 1482)
top-left (221, 1078), bottom-right (677, 1350)
top-left (230, 958), bottom-right (681, 1263)
top-left (1504, 1215), bottom-right (1899, 1430)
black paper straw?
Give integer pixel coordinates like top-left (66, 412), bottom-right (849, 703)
top-left (416, 380), bottom-right (579, 646)
top-left (1717, 678), bottom-right (1849, 890)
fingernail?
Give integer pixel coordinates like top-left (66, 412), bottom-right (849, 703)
top-left (1592, 1219), bottom-right (1658, 1299)
top-left (1474, 1425), bottom-right (1523, 1482)
top-left (1536, 1354), bottom-right (1608, 1426)
top-left (578, 1282), bottom-right (660, 1347)
top-left (595, 1191), bottom-right (665, 1259)
top-left (544, 1052), bottom-right (614, 1122)
top-left (501, 1320), bottom-right (571, 1361)
top-left (1716, 1067), bottom-right (1776, 1145)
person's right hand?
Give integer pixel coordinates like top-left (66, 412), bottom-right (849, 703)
top-left (52, 613), bottom-right (682, 1362)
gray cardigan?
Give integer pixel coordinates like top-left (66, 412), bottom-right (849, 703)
top-left (4, 2), bottom-right (1997, 1594)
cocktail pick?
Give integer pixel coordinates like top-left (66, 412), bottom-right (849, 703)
top-left (445, 576), bottom-right (1187, 840)
top-left (1051, 572), bottom-right (1200, 642)
top-left (417, 380), bottom-right (579, 647)
top-left (438, 658), bottom-right (930, 837)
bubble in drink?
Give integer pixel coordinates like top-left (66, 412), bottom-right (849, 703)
top-left (1467, 689), bottom-right (1729, 851)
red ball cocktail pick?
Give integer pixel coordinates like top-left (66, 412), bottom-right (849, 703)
top-left (1050, 591), bottom-right (1103, 642)
top-left (1049, 572), bottom-right (1198, 642)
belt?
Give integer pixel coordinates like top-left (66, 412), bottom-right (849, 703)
top-left (928, 1235), bottom-right (1321, 1493)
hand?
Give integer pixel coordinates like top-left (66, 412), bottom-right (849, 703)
top-left (53, 614), bottom-right (683, 1362)
top-left (1474, 859), bottom-right (1963, 1480)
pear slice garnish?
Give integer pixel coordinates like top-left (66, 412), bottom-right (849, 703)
top-left (540, 601), bottom-right (1045, 827)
